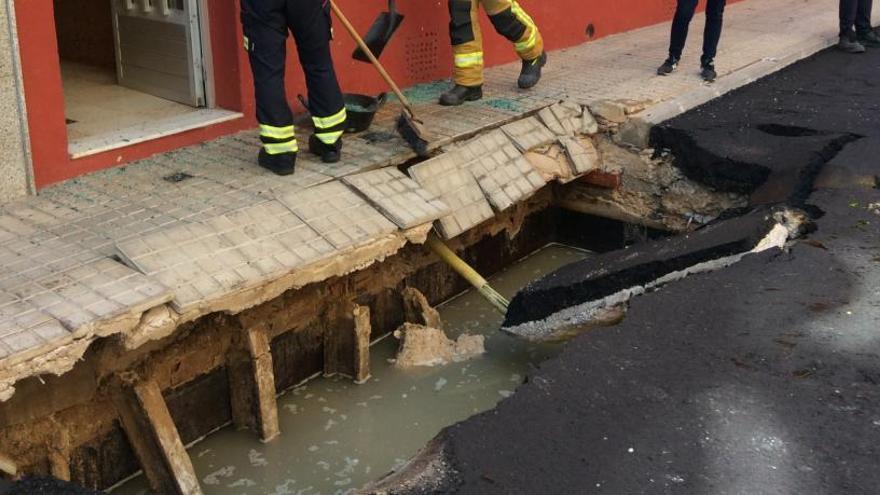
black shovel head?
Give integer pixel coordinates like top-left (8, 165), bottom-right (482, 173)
top-left (353, 1), bottom-right (404, 62)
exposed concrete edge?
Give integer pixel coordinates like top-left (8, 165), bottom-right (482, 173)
top-left (126, 223), bottom-right (433, 349)
top-left (0, 224), bottom-right (432, 402)
top-left (616, 34), bottom-right (837, 149)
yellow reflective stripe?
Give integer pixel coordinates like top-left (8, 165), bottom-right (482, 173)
top-left (511, 2), bottom-right (537, 30)
top-left (515, 25), bottom-right (538, 52)
top-left (263, 140), bottom-right (298, 154)
top-left (243, 36), bottom-right (250, 50)
top-left (259, 124), bottom-right (295, 139)
top-left (312, 108), bottom-right (347, 129)
top-left (511, 2), bottom-right (539, 52)
top-left (454, 52), bottom-right (484, 68)
top-left (315, 130), bottom-right (344, 144)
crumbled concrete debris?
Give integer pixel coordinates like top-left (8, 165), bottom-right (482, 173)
top-left (556, 133), bottom-right (748, 231)
top-left (560, 136), bottom-right (600, 175)
top-left (392, 323), bottom-right (485, 368)
top-left (616, 98), bottom-right (651, 115)
top-left (589, 100), bottom-right (627, 124)
top-left (524, 145), bottom-right (574, 183)
top-left (537, 107), bottom-right (567, 136)
top-left (868, 202), bottom-right (880, 216)
top-left (582, 108), bottom-right (599, 135)
top-left (549, 103), bottom-right (581, 136)
top-left (402, 288), bottom-right (443, 330)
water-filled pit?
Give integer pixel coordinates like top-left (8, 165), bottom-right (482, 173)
top-left (113, 245), bottom-right (590, 494)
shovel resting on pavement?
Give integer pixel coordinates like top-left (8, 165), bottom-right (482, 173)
top-left (352, 0), bottom-right (405, 62)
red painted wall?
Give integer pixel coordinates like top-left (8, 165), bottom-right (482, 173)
top-left (15, 0), bottom-right (737, 188)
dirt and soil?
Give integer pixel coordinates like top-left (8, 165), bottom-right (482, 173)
top-left (374, 45), bottom-right (880, 494)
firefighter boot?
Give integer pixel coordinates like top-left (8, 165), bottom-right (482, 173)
top-left (308, 134), bottom-right (343, 163)
top-left (518, 52), bottom-right (547, 89)
top-left (439, 84), bottom-right (483, 106)
top-left (258, 149), bottom-right (296, 176)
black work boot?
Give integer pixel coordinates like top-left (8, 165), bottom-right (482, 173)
top-left (308, 134), bottom-right (342, 163)
top-left (857, 30), bottom-right (880, 48)
top-left (700, 60), bottom-right (717, 82)
top-left (517, 52), bottom-right (547, 89)
top-left (657, 56), bottom-right (679, 75)
top-left (439, 84), bottom-right (483, 106)
top-left (839, 35), bottom-right (866, 53)
top-left (258, 149), bottom-right (296, 176)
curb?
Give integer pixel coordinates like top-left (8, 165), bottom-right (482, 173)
top-left (617, 34), bottom-right (838, 149)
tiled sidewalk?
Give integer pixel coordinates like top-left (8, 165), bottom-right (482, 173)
top-left (0, 0), bottom-right (853, 400)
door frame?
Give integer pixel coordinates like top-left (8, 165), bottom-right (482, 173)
top-left (12, 0), bottom-right (251, 188)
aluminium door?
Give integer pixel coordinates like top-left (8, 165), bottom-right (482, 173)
top-left (111, 0), bottom-right (206, 107)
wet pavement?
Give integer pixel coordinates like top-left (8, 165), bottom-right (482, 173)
top-left (403, 45), bottom-right (880, 494)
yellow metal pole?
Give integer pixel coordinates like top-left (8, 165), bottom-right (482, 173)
top-left (425, 234), bottom-right (510, 314)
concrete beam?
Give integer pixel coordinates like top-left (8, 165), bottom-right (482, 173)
top-left (353, 305), bottom-right (372, 384)
top-left (228, 325), bottom-right (280, 442)
top-left (114, 377), bottom-right (203, 495)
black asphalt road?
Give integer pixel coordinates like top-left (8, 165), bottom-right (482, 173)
top-left (408, 46), bottom-right (880, 494)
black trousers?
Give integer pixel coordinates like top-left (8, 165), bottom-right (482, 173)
top-left (668, 0), bottom-right (727, 64)
top-left (840, 0), bottom-right (874, 37)
top-left (241, 0), bottom-right (345, 152)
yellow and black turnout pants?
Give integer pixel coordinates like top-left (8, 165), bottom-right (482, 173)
top-left (241, 0), bottom-right (346, 156)
top-left (448, 0), bottom-right (544, 87)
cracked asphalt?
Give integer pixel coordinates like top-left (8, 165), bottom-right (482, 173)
top-left (399, 45), bottom-right (880, 495)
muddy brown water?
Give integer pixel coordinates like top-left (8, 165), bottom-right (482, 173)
top-left (112, 245), bottom-right (588, 495)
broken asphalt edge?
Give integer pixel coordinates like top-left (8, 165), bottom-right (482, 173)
top-left (501, 206), bottom-right (811, 338)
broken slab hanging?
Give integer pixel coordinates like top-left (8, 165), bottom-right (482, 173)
top-left (500, 116), bottom-right (557, 152)
top-left (467, 137), bottom-right (547, 212)
top-left (407, 151), bottom-right (494, 239)
top-left (342, 167), bottom-right (450, 229)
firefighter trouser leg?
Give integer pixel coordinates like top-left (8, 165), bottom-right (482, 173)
top-left (448, 0), bottom-right (544, 87)
top-left (241, 0), bottom-right (346, 156)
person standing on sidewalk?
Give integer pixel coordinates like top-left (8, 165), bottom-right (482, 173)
top-left (240, 0), bottom-right (348, 176)
top-left (657, 0), bottom-right (726, 82)
top-left (839, 0), bottom-right (880, 53)
top-left (439, 0), bottom-right (547, 106)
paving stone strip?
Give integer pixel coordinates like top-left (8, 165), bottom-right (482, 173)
top-left (342, 168), bottom-right (451, 229)
top-left (275, 181), bottom-right (399, 250)
top-left (117, 201), bottom-right (335, 313)
top-left (0, 255), bottom-right (172, 364)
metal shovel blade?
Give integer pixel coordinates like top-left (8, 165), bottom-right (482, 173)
top-left (352, 0), bottom-right (404, 62)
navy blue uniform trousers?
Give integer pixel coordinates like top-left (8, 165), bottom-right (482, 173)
top-left (668, 0), bottom-right (727, 64)
top-left (241, 0), bottom-right (345, 153)
top-left (840, 0), bottom-right (874, 38)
